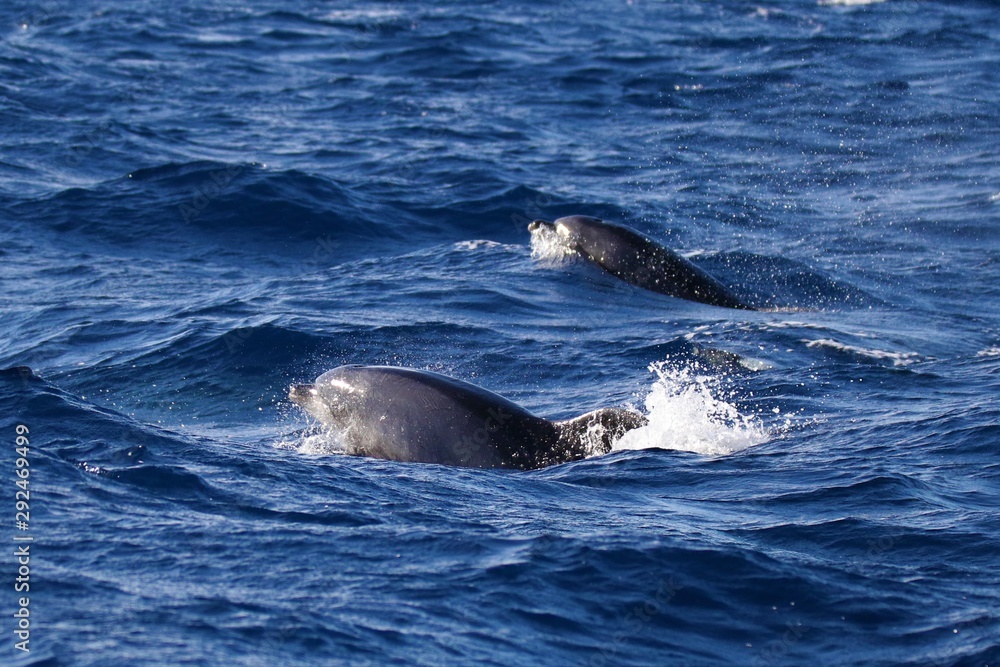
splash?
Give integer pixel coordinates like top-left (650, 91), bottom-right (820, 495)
top-left (818, 0), bottom-right (885, 5)
top-left (528, 223), bottom-right (576, 265)
top-left (454, 239), bottom-right (503, 251)
top-left (614, 361), bottom-right (771, 456)
top-left (275, 426), bottom-right (349, 457)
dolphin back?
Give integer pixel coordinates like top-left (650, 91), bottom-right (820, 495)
top-left (316, 366), bottom-right (558, 470)
top-left (554, 216), bottom-right (753, 310)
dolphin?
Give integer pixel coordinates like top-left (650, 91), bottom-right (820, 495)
top-left (529, 215), bottom-right (754, 310)
top-left (289, 365), bottom-right (646, 470)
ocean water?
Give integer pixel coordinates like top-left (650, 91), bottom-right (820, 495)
top-left (2, 0), bottom-right (999, 665)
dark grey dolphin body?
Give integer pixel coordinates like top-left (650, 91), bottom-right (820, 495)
top-left (289, 365), bottom-right (646, 470)
top-left (529, 215), bottom-right (753, 310)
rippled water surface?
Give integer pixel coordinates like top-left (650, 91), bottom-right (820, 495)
top-left (2, 1), bottom-right (999, 665)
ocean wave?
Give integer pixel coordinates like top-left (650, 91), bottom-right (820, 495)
top-left (13, 162), bottom-right (634, 258)
top-left (11, 161), bottom-right (412, 258)
top-left (804, 338), bottom-right (924, 367)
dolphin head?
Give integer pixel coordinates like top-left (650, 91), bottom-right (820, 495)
top-left (288, 383), bottom-right (331, 423)
top-left (545, 215), bottom-right (607, 257)
top-left (528, 219), bottom-right (554, 233)
top-left (553, 215), bottom-right (603, 240)
top-left (289, 366), bottom-right (366, 427)
top-left (529, 216), bottom-right (596, 252)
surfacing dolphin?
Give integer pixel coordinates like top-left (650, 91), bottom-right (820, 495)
top-left (529, 215), bottom-right (754, 310)
top-left (289, 365), bottom-right (646, 470)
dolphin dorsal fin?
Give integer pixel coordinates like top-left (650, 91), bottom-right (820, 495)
top-left (554, 408), bottom-right (647, 458)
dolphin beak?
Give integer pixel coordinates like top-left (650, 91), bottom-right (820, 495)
top-left (528, 219), bottom-right (554, 233)
top-left (289, 384), bottom-right (317, 406)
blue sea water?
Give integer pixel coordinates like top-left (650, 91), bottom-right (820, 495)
top-left (2, 0), bottom-right (999, 665)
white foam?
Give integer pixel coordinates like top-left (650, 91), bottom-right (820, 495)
top-left (614, 361), bottom-right (771, 456)
top-left (455, 239), bottom-right (502, 251)
top-left (528, 224), bottom-right (576, 265)
top-left (977, 347), bottom-right (1000, 358)
top-left (275, 427), bottom-right (348, 457)
top-left (805, 338), bottom-right (922, 366)
top-left (760, 320), bottom-right (842, 332)
top-left (818, 0), bottom-right (885, 6)
top-left (321, 9), bottom-right (403, 21)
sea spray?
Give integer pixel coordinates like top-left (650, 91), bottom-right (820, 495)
top-left (615, 360), bottom-right (770, 456)
top-left (529, 221), bottom-right (577, 265)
